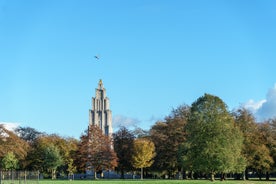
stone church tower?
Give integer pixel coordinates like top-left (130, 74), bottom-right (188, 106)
top-left (89, 79), bottom-right (113, 136)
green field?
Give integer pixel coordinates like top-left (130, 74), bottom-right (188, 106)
top-left (36, 179), bottom-right (276, 184)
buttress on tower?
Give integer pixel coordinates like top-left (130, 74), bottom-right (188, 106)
top-left (89, 79), bottom-right (113, 136)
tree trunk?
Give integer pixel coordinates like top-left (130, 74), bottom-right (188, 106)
top-left (220, 173), bottom-right (226, 181)
top-left (266, 171), bottom-right (270, 181)
top-left (140, 168), bottom-right (143, 180)
top-left (257, 172), bottom-right (262, 181)
top-left (93, 171), bottom-right (97, 180)
top-left (183, 170), bottom-right (187, 179)
top-left (210, 172), bottom-right (215, 181)
top-left (242, 170), bottom-right (246, 180)
top-left (178, 167), bottom-right (183, 180)
top-left (245, 168), bottom-right (249, 180)
top-left (132, 171), bottom-right (136, 179)
top-left (51, 169), bottom-right (56, 180)
top-left (120, 169), bottom-right (125, 179)
top-left (190, 171), bottom-right (194, 179)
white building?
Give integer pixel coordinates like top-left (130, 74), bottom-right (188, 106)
top-left (89, 79), bottom-right (113, 136)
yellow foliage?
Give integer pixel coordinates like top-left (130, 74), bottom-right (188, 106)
top-left (132, 138), bottom-right (156, 169)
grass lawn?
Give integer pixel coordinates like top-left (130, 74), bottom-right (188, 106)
top-left (37, 179), bottom-right (276, 184)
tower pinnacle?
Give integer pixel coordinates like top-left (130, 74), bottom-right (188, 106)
top-left (89, 80), bottom-right (112, 136)
top-left (98, 79), bottom-right (103, 89)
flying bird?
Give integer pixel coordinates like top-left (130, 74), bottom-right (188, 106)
top-left (94, 55), bottom-right (100, 60)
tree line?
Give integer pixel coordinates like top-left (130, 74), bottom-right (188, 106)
top-left (0, 93), bottom-right (275, 181)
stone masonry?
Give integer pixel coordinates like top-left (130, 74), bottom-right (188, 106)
top-left (89, 79), bottom-right (113, 136)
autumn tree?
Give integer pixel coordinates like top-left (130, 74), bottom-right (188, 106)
top-left (77, 125), bottom-right (117, 179)
top-left (113, 126), bottom-right (135, 179)
top-left (233, 108), bottom-right (274, 180)
top-left (0, 125), bottom-right (29, 169)
top-left (269, 118), bottom-right (276, 176)
top-left (75, 133), bottom-right (89, 173)
top-left (186, 94), bottom-right (245, 181)
top-left (255, 121), bottom-right (275, 180)
top-left (25, 138), bottom-right (44, 171)
top-left (67, 158), bottom-right (77, 179)
top-left (132, 138), bottom-right (156, 180)
top-left (150, 105), bottom-right (189, 177)
top-left (248, 119), bottom-right (276, 180)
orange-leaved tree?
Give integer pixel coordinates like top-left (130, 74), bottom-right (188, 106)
top-left (77, 125), bottom-right (117, 179)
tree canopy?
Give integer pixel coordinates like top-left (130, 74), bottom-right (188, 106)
top-left (132, 138), bottom-right (156, 179)
top-left (185, 94), bottom-right (245, 181)
top-left (150, 105), bottom-right (189, 176)
top-left (0, 125), bottom-right (29, 168)
top-left (1, 152), bottom-right (18, 170)
top-left (113, 126), bottom-right (135, 178)
top-left (77, 125), bottom-right (117, 178)
top-left (233, 108), bottom-right (274, 180)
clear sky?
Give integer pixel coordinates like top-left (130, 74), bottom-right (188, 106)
top-left (1, 0), bottom-right (276, 138)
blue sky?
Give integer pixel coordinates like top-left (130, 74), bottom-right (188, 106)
top-left (1, 0), bottom-right (276, 138)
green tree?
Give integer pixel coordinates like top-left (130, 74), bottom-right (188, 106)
top-left (186, 94), bottom-right (245, 181)
top-left (43, 144), bottom-right (63, 179)
top-left (132, 138), bottom-right (156, 180)
top-left (26, 134), bottom-right (78, 177)
top-left (25, 135), bottom-right (64, 178)
top-left (39, 134), bottom-right (78, 176)
top-left (113, 126), bottom-right (135, 179)
top-left (1, 152), bottom-right (18, 170)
